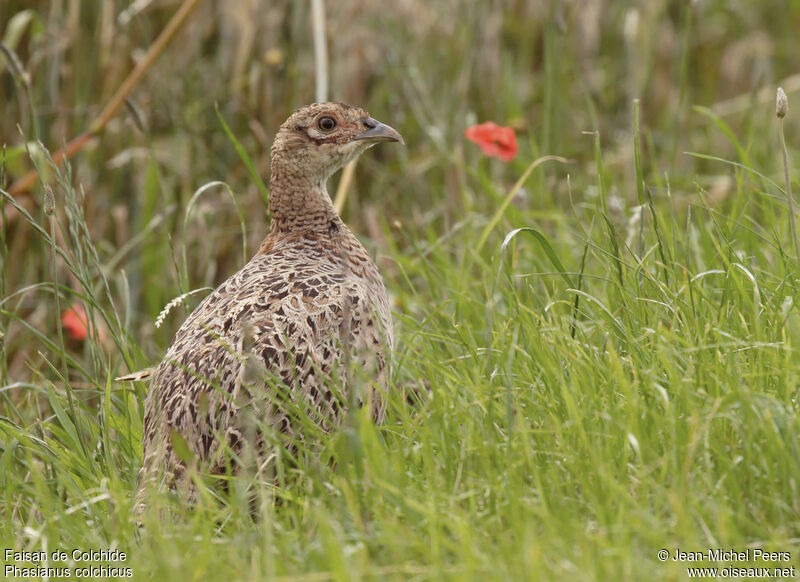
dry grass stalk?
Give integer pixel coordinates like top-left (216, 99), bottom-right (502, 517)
top-left (7, 0), bottom-right (202, 198)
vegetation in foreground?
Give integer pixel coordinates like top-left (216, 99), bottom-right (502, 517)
top-left (1, 2), bottom-right (799, 580)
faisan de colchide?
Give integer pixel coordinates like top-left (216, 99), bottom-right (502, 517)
top-left (132, 103), bottom-right (403, 507)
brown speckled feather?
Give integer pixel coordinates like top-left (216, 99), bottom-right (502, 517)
top-left (137, 103), bottom-right (401, 505)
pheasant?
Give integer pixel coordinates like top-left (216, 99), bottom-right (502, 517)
top-left (137, 102), bottom-right (403, 506)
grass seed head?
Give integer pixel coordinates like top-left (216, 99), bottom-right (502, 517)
top-left (44, 185), bottom-right (55, 216)
top-left (777, 87), bottom-right (788, 118)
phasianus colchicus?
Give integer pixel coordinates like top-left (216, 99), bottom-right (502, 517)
top-left (137, 103), bottom-right (403, 506)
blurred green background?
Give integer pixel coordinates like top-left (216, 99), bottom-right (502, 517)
top-left (2, 0), bottom-right (800, 366)
top-left (2, 1), bottom-right (800, 580)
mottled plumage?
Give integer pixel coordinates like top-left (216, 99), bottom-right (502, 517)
top-left (137, 103), bottom-right (402, 505)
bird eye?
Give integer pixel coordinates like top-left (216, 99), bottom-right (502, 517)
top-left (317, 116), bottom-right (337, 131)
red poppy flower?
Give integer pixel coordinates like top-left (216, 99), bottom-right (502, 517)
top-left (464, 122), bottom-right (518, 162)
top-left (61, 303), bottom-right (99, 342)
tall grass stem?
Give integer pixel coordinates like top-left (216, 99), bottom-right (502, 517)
top-left (778, 118), bottom-right (799, 262)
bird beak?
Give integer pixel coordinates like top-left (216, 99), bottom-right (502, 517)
top-left (353, 118), bottom-right (405, 145)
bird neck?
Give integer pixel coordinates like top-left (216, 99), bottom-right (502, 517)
top-left (268, 159), bottom-right (340, 232)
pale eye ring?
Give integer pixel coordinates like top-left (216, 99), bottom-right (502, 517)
top-left (317, 116), bottom-right (337, 131)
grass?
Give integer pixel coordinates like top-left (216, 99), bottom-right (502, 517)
top-left (2, 1), bottom-right (800, 580)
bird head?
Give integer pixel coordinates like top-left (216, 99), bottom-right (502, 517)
top-left (271, 103), bottom-right (404, 182)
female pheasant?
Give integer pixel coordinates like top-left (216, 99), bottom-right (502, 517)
top-left (137, 103), bottom-right (403, 504)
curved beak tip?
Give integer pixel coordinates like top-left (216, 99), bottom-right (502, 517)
top-left (354, 118), bottom-right (405, 146)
